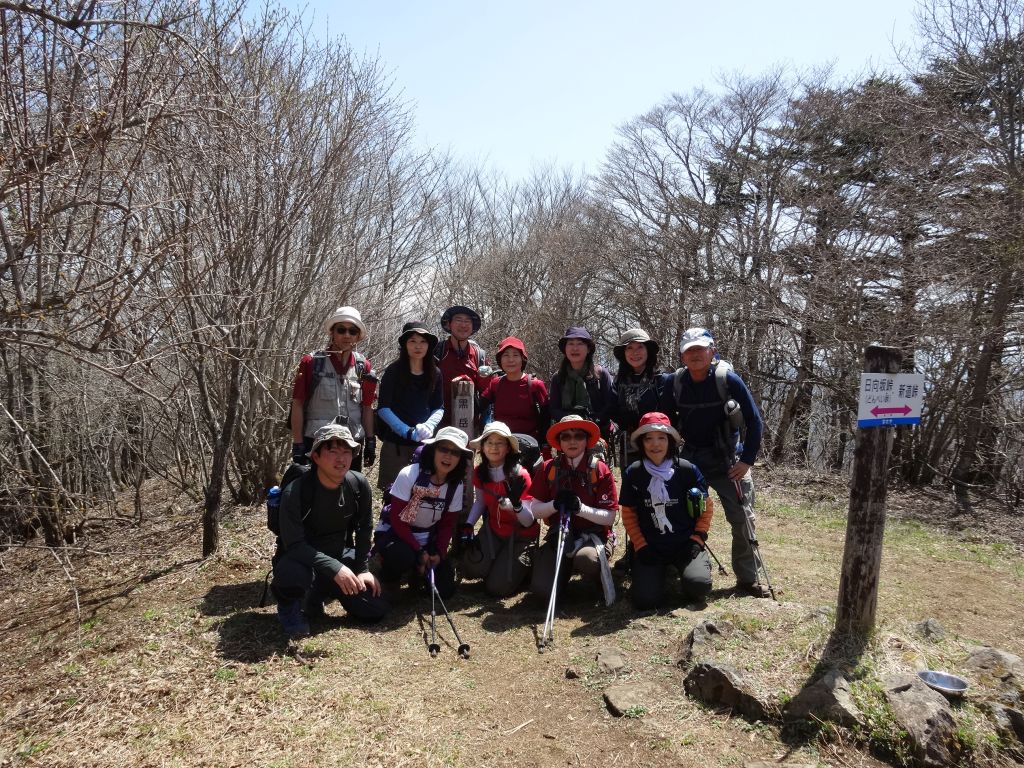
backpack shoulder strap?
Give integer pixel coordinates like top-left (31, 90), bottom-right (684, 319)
top-left (351, 350), bottom-right (367, 378)
top-left (311, 350), bottom-right (328, 380)
top-left (673, 367), bottom-right (687, 404)
top-left (470, 339), bottom-right (485, 366)
top-left (714, 361), bottom-right (732, 402)
top-left (299, 466), bottom-right (316, 522)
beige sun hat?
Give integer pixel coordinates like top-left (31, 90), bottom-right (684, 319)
top-left (470, 421), bottom-right (521, 453)
top-left (421, 426), bottom-right (474, 456)
top-left (308, 423), bottom-right (360, 455)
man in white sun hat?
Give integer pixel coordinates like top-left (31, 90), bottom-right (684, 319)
top-left (290, 306), bottom-right (377, 471)
top-left (666, 327), bottom-right (768, 598)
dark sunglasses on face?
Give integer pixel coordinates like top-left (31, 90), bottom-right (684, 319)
top-left (435, 444), bottom-right (461, 457)
top-left (559, 430), bottom-right (588, 441)
top-left (333, 325), bottom-right (360, 336)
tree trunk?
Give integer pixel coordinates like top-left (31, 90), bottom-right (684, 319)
top-left (202, 345), bottom-right (243, 557)
top-left (950, 265), bottom-right (1016, 512)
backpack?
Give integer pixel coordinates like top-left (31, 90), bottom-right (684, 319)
top-left (267, 462), bottom-right (361, 536)
top-left (434, 337), bottom-right (486, 367)
top-left (673, 359), bottom-right (732, 406)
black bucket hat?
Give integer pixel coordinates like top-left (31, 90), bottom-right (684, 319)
top-left (558, 326), bottom-right (595, 353)
top-left (398, 321), bottom-right (439, 349)
top-left (440, 305), bottom-right (482, 333)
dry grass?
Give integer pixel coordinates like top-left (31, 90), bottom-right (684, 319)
top-left (1, 469), bottom-right (1021, 767)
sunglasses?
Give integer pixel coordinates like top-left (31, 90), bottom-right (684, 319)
top-left (559, 430), bottom-right (589, 441)
top-left (333, 325), bottom-right (360, 336)
top-left (435, 444), bottom-right (462, 457)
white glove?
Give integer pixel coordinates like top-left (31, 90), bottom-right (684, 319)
top-left (414, 424), bottom-right (433, 442)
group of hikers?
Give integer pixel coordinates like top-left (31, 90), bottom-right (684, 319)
top-left (269, 304), bottom-right (770, 640)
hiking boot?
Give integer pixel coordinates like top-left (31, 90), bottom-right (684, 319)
top-left (735, 582), bottom-right (771, 598)
top-left (303, 593), bottom-right (329, 623)
top-left (277, 599), bottom-right (311, 638)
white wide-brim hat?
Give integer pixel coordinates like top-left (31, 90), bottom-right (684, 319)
top-left (470, 421), bottom-right (520, 453)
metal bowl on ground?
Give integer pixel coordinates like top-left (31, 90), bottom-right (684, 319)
top-left (918, 670), bottom-right (969, 699)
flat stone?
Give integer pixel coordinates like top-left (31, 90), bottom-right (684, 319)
top-left (915, 618), bottom-right (946, 641)
top-left (884, 674), bottom-right (959, 767)
top-left (596, 647), bottom-right (626, 674)
top-left (684, 662), bottom-right (773, 721)
top-left (784, 670), bottom-right (863, 728)
top-left (603, 681), bottom-right (665, 717)
top-left (676, 619), bottom-right (736, 668)
top-left (983, 703), bottom-right (1024, 746)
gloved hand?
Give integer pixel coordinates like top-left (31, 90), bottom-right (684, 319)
top-left (554, 489), bottom-right (581, 516)
top-left (414, 423), bottom-right (433, 442)
top-left (362, 439), bottom-right (376, 467)
top-left (634, 545), bottom-right (659, 566)
top-left (689, 541), bottom-right (705, 561)
top-left (292, 442), bottom-right (308, 465)
top-left (459, 524), bottom-right (475, 546)
top-left (505, 474), bottom-right (526, 507)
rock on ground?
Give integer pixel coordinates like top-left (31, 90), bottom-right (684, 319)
top-left (783, 669), bottom-right (863, 728)
top-left (683, 662), bottom-right (773, 721)
top-left (595, 646), bottom-right (626, 674)
top-left (603, 681), bottom-right (666, 717)
top-left (884, 674), bottom-right (959, 768)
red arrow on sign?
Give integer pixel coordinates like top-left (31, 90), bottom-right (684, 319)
top-left (871, 405), bottom-right (912, 417)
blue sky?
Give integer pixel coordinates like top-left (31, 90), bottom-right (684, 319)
top-left (288, 1), bottom-right (920, 179)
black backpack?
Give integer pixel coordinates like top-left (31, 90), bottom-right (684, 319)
top-left (267, 462), bottom-right (361, 536)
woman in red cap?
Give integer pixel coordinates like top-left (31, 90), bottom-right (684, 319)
top-left (619, 412), bottom-right (714, 609)
top-left (480, 336), bottom-right (549, 443)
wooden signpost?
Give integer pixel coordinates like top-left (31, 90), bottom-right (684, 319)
top-left (835, 344), bottom-right (906, 637)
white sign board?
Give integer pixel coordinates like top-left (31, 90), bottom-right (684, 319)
top-left (857, 373), bottom-right (924, 428)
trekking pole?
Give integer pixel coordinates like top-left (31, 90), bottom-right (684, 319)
top-left (722, 399), bottom-right (777, 601)
top-left (703, 542), bottom-right (728, 576)
top-left (539, 509), bottom-right (570, 652)
top-left (428, 567), bottom-right (441, 657)
top-left (733, 478), bottom-right (777, 601)
top-left (429, 567), bottom-right (471, 659)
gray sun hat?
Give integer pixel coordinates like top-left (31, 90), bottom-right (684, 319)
top-left (308, 423), bottom-right (360, 455)
top-left (613, 328), bottom-right (660, 364)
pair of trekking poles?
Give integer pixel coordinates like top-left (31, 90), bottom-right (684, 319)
top-left (425, 566), bottom-right (470, 659)
top-left (538, 506), bottom-right (570, 651)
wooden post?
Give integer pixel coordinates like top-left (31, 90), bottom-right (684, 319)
top-left (835, 344), bottom-right (902, 636)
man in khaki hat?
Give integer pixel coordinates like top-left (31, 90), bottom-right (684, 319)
top-left (272, 424), bottom-right (388, 638)
top-left (290, 306), bottom-right (377, 471)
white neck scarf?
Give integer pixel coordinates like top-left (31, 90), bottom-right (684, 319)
top-left (643, 457), bottom-right (674, 504)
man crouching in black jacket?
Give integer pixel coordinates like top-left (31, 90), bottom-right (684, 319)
top-left (272, 424), bottom-right (389, 638)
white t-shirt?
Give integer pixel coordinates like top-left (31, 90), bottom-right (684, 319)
top-left (390, 464), bottom-right (464, 546)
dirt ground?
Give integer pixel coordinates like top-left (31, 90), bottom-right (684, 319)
top-left (1, 468), bottom-right (1022, 767)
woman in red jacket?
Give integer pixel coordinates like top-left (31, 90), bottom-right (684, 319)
top-left (459, 421), bottom-right (537, 597)
top-left (480, 336), bottom-right (549, 443)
